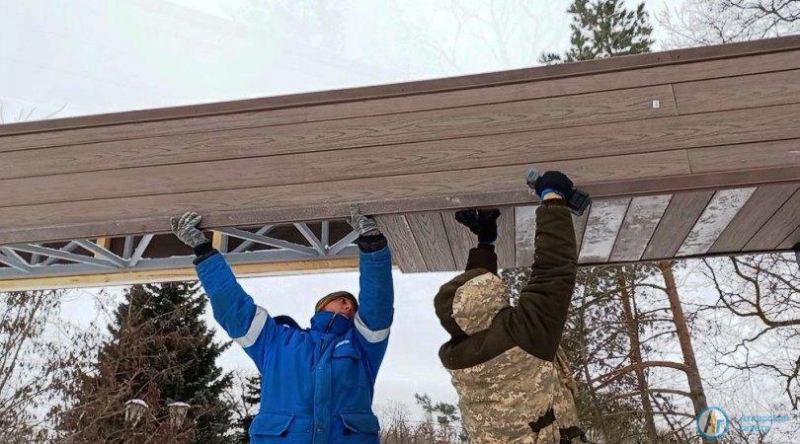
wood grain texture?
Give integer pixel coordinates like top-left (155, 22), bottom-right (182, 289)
top-left (374, 215), bottom-right (426, 273)
top-left (778, 226), bottom-right (800, 249)
top-left (743, 188), bottom-right (800, 251)
top-left (687, 139), bottom-right (800, 174)
top-left (307, 50), bottom-right (800, 121)
top-left (0, 150), bottom-right (692, 244)
top-left (674, 69), bottom-right (800, 115)
top-left (5, 133), bottom-right (799, 210)
top-left (4, 36), bottom-right (798, 139)
top-left (710, 183), bottom-right (800, 253)
top-left (2, 47), bottom-right (797, 155)
top-left (0, 85), bottom-right (675, 158)
top-left (0, 257), bottom-right (360, 292)
top-left (515, 206), bottom-right (538, 267)
top-left (609, 195), bottom-right (672, 262)
top-left (676, 188), bottom-right (757, 256)
top-left (496, 208), bottom-right (516, 269)
top-left (572, 208), bottom-right (590, 256)
top-left (404, 212), bottom-right (456, 272)
top-left (4, 99), bottom-right (797, 194)
top-left (642, 191), bottom-right (715, 260)
top-left (579, 198), bottom-right (631, 264)
top-left (441, 211), bottom-right (476, 270)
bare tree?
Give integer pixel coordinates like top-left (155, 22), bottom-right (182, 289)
top-left (388, 0), bottom-right (565, 76)
top-left (701, 253), bottom-right (799, 410)
top-left (657, 0), bottom-right (800, 47)
top-left (0, 290), bottom-right (99, 443)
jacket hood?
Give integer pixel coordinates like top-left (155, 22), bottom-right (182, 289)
top-left (453, 272), bottom-right (508, 335)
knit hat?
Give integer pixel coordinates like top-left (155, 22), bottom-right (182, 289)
top-left (315, 291), bottom-right (359, 313)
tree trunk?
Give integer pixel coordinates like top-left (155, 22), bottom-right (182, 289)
top-left (617, 269), bottom-right (659, 443)
top-left (659, 261), bottom-right (712, 444)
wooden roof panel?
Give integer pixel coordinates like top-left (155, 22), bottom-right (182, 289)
top-left (0, 36), bottom-right (798, 287)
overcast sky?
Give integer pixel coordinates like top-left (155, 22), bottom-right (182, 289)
top-left (16, 0), bottom-right (798, 429)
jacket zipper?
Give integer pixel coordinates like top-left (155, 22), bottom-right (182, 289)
top-left (319, 313), bottom-right (338, 353)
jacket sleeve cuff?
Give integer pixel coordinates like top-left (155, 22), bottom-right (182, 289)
top-left (357, 233), bottom-right (388, 253)
top-left (193, 242), bottom-right (219, 265)
top-left (465, 243), bottom-right (498, 274)
top-left (542, 198), bottom-right (568, 208)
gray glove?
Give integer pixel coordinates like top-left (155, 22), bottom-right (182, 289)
top-left (348, 204), bottom-right (380, 237)
top-left (170, 212), bottom-right (209, 248)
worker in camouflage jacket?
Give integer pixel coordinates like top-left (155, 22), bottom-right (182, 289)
top-left (434, 170), bottom-right (585, 444)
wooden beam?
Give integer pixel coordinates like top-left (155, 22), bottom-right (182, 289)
top-left (0, 149), bottom-right (698, 244)
top-left (0, 256), bottom-right (360, 292)
top-left (673, 69), bottom-right (800, 114)
top-left (94, 237), bottom-right (111, 258)
top-left (4, 35), bottom-right (799, 139)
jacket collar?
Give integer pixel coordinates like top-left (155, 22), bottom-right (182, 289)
top-left (310, 310), bottom-right (352, 336)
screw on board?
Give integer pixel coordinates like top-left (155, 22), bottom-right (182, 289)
top-left (652, 99), bottom-right (661, 109)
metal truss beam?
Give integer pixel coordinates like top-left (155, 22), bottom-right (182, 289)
top-left (0, 221), bottom-right (360, 289)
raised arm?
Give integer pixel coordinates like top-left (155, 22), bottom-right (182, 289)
top-left (436, 171), bottom-right (581, 370)
top-left (498, 198), bottom-right (577, 361)
top-left (171, 213), bottom-right (280, 371)
top-left (348, 206), bottom-right (394, 380)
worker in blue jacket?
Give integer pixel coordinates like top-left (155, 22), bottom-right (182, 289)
top-left (170, 206), bottom-right (394, 443)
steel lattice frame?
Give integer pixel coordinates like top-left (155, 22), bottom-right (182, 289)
top-left (0, 221), bottom-right (359, 282)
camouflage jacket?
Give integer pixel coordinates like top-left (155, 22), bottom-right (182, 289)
top-left (434, 200), bottom-right (584, 444)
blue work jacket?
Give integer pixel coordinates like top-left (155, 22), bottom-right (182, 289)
top-left (195, 246), bottom-right (394, 443)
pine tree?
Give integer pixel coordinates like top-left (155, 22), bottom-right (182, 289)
top-left (61, 282), bottom-right (233, 443)
top-left (233, 374), bottom-right (261, 444)
top-left (540, 0), bottom-right (653, 63)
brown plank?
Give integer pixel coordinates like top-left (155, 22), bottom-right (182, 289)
top-left (676, 188), bottom-right (757, 257)
top-left (709, 183), bottom-right (800, 253)
top-left (674, 69), bottom-right (800, 115)
top-left (642, 190), bottom-right (715, 260)
top-left (0, 149), bottom-right (691, 234)
top-left (5, 133), bottom-right (800, 210)
top-left (579, 198), bottom-right (631, 263)
top-left (743, 188), bottom-right (800, 251)
top-left (4, 99), bottom-right (797, 189)
top-left (9, 150), bottom-right (800, 246)
top-left (687, 139), bottom-right (800, 174)
top-left (496, 207), bottom-right (516, 269)
top-left (0, 85), bottom-right (677, 177)
top-left (307, 50), bottom-right (800, 121)
top-left (515, 206), bottom-right (538, 267)
top-left (404, 212), bottom-right (456, 272)
top-left (4, 35), bottom-right (799, 139)
top-left (572, 207), bottom-right (591, 256)
top-left (374, 215), bottom-right (426, 273)
top-left (609, 195), bottom-right (672, 262)
top-left (441, 211), bottom-right (476, 270)
top-left (5, 49), bottom-right (800, 154)
top-left (778, 226), bottom-right (800, 249)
